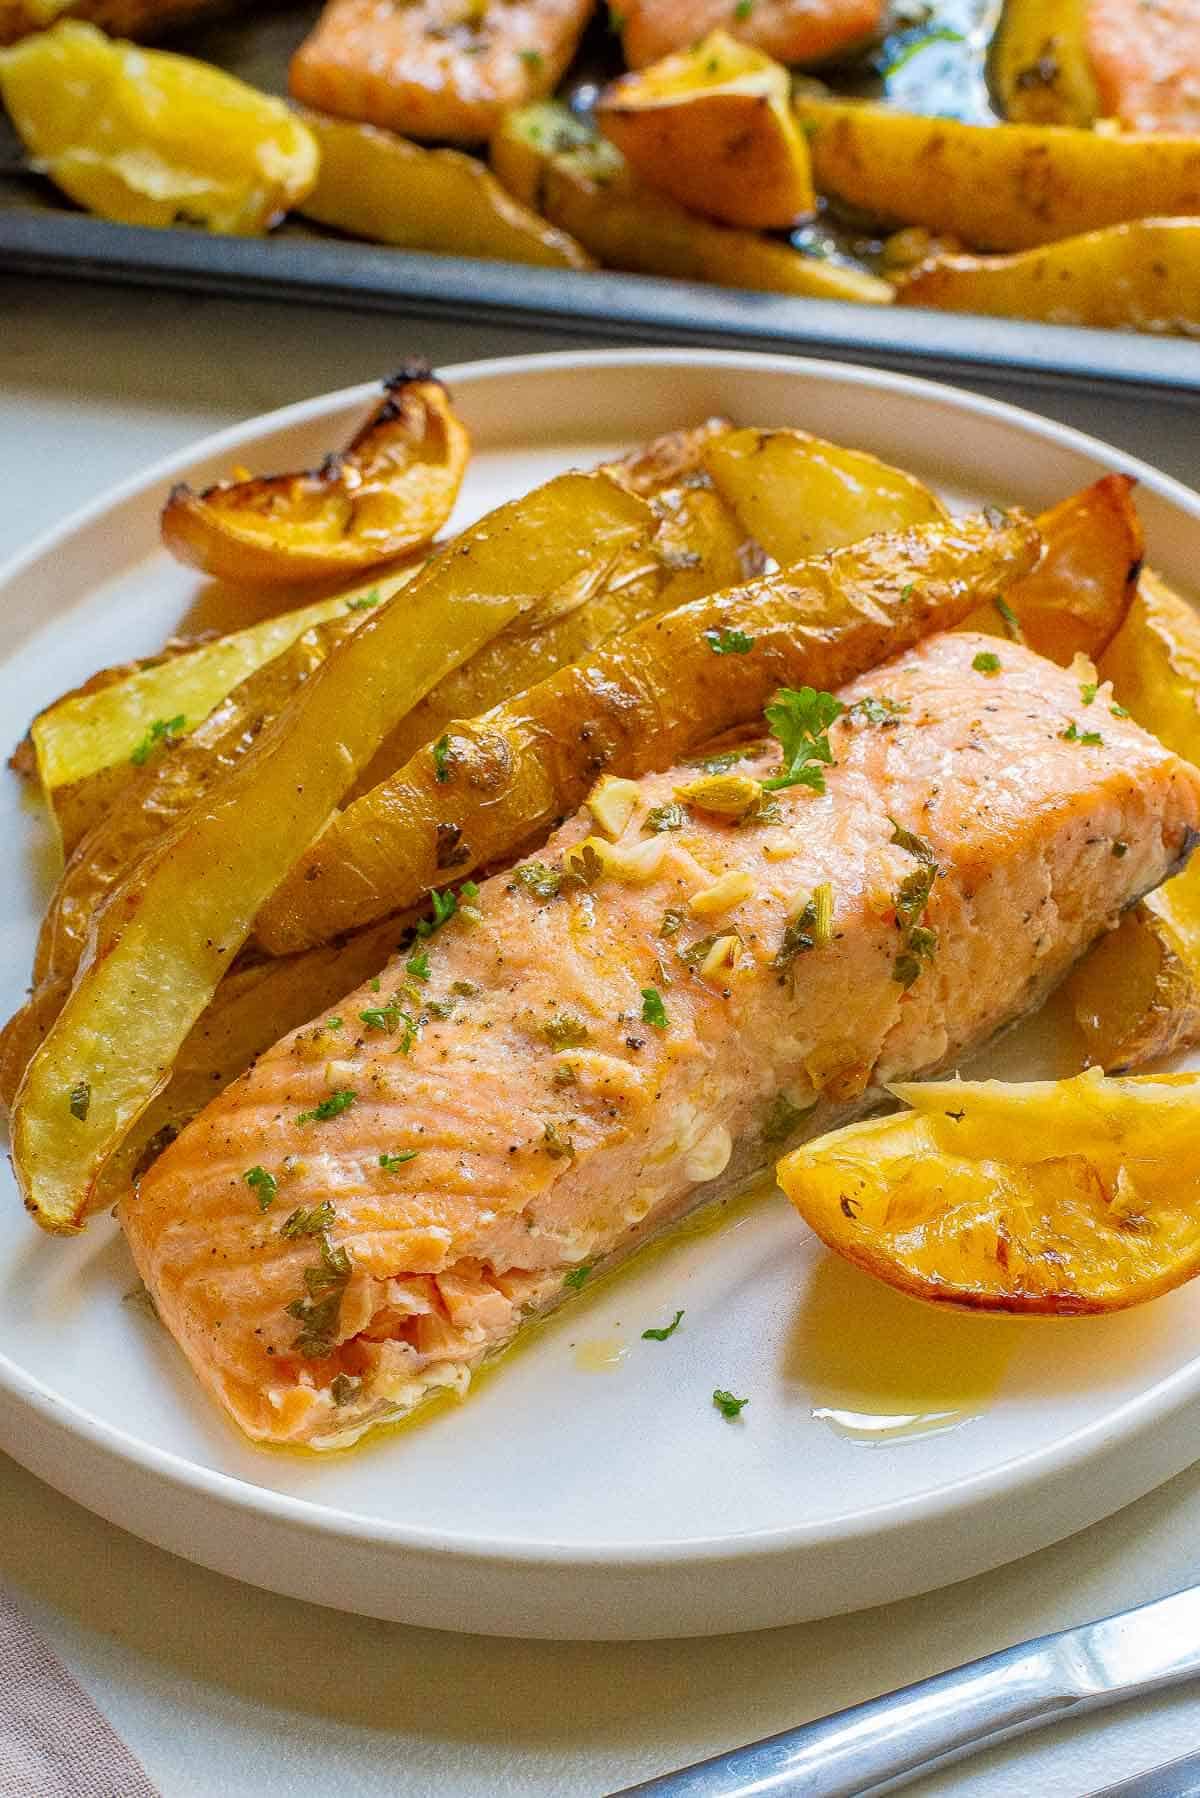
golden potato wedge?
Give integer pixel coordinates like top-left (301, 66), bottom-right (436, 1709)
top-left (779, 1068), bottom-right (1200, 1314)
top-left (296, 108), bottom-right (594, 270)
top-left (12, 471), bottom-right (650, 1232)
top-left (0, 1), bottom-right (227, 46)
top-left (1065, 569), bottom-right (1200, 1068)
top-left (605, 418), bottom-right (731, 497)
top-left (796, 96), bottom-right (1200, 251)
top-left (0, 21), bottom-right (317, 233)
top-left (162, 370), bottom-right (471, 587)
top-left (957, 475), bottom-right (1143, 665)
top-left (253, 507), bottom-right (1040, 955)
top-left (702, 425), bottom-right (946, 564)
top-left (987, 0), bottom-right (1099, 126)
top-left (595, 32), bottom-right (814, 230)
top-left (491, 103), bottom-right (893, 304)
top-left (897, 219), bottom-right (1200, 336)
top-left (30, 565), bottom-right (418, 854)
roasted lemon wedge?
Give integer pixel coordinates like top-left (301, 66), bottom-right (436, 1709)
top-left (778, 1069), bottom-right (1200, 1314)
top-left (0, 20), bottom-right (318, 234)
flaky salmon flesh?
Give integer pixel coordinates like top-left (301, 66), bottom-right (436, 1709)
top-left (122, 632), bottom-right (1200, 1450)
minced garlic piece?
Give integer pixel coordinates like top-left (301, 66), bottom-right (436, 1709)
top-left (699, 934), bottom-right (741, 979)
top-left (566, 833), bottom-right (667, 884)
top-left (684, 1123), bottom-right (733, 1183)
top-left (676, 773), bottom-right (762, 817)
top-left (691, 868), bottom-right (754, 917)
top-left (588, 775), bottom-right (640, 840)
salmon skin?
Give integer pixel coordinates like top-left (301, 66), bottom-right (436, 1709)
top-left (122, 632), bottom-right (1200, 1450)
top-left (289, 0), bottom-right (595, 144)
top-left (619, 0), bottom-right (883, 70)
top-left (1085, 0), bottom-right (1200, 133)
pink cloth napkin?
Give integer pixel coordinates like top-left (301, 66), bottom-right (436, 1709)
top-left (0, 1586), bottom-right (159, 1797)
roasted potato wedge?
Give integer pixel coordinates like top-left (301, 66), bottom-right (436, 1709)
top-left (0, 21), bottom-right (318, 233)
top-left (0, 0), bottom-right (228, 45)
top-left (595, 32), bottom-right (814, 230)
top-left (796, 97), bottom-right (1200, 251)
top-left (898, 219), bottom-right (1200, 336)
top-left (491, 102), bottom-right (893, 304)
top-left (254, 508), bottom-right (1040, 954)
top-left (296, 109), bottom-right (593, 270)
top-left (957, 475), bottom-right (1143, 665)
top-left (161, 370), bottom-right (471, 587)
top-left (1065, 569), bottom-right (1200, 1068)
top-left (31, 567), bottom-right (418, 854)
top-left (12, 471), bottom-right (650, 1232)
top-left (987, 0), bottom-right (1098, 126)
top-left (605, 418), bottom-right (731, 496)
top-left (703, 425), bottom-right (946, 564)
top-left (779, 1069), bottom-right (1200, 1315)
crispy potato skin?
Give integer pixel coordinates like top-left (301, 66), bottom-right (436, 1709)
top-left (797, 96), bottom-right (1200, 250)
top-left (161, 371), bottom-right (471, 586)
top-left (254, 509), bottom-right (1040, 954)
top-left (987, 0), bottom-right (1098, 126)
top-left (596, 32), bottom-right (815, 230)
top-left (898, 218), bottom-right (1200, 336)
top-left (296, 109), bottom-right (594, 269)
top-left (491, 102), bottom-right (893, 303)
top-left (956, 475), bottom-right (1143, 665)
top-left (780, 1072), bottom-right (1200, 1315)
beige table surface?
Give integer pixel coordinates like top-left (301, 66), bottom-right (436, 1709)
top-left (3, 275), bottom-right (1200, 1798)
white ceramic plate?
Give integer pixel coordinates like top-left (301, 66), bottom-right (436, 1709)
top-left (3, 349), bottom-right (1200, 1643)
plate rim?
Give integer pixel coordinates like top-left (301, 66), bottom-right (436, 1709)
top-left (3, 344), bottom-right (1200, 1579)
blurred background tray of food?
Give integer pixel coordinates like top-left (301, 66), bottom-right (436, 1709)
top-left (0, 0), bottom-right (1198, 384)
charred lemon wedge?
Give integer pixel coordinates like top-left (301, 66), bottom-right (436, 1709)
top-left (778, 1069), bottom-right (1200, 1315)
top-left (0, 21), bottom-right (318, 234)
top-left (161, 369), bottom-right (470, 586)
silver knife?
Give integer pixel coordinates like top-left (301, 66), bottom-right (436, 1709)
top-left (607, 1583), bottom-right (1200, 1798)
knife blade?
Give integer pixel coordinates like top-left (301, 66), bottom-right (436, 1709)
top-left (607, 1583), bottom-right (1200, 1798)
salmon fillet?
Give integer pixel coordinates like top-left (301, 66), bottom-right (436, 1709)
top-left (620, 0), bottom-right (883, 71)
top-left (122, 632), bottom-right (1200, 1450)
top-left (1086, 0), bottom-right (1200, 132)
top-left (289, 0), bottom-right (595, 144)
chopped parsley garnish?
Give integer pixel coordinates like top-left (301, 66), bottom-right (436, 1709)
top-left (543, 1013), bottom-right (590, 1049)
top-left (763, 1091), bottom-right (816, 1143)
top-left (130, 714), bottom-right (185, 767)
top-left (325, 1016), bottom-right (343, 1030)
top-left (972, 651), bottom-right (1001, 675)
top-left (397, 1012), bottom-right (418, 1053)
top-left (688, 749), bottom-right (744, 776)
top-left (889, 818), bottom-right (937, 864)
top-left (762, 687), bottom-right (842, 794)
top-left (899, 583), bottom-right (914, 602)
top-left (330, 1373), bottom-right (359, 1405)
top-left (280, 1199), bottom-right (335, 1238)
top-left (425, 996), bottom-right (457, 1020)
top-left (1062, 721), bottom-right (1103, 746)
top-left (563, 842), bottom-right (605, 889)
top-left (286, 1234), bottom-right (352, 1359)
top-left (704, 626), bottom-right (755, 656)
top-left (892, 863), bottom-right (939, 989)
top-left (416, 887), bottom-right (457, 936)
top-left (659, 907), bottom-right (687, 938)
top-left (244, 1165), bottom-right (277, 1211)
top-left (563, 1263), bottom-right (593, 1290)
top-left (297, 1088), bottom-right (356, 1125)
top-left (774, 884), bottom-right (833, 973)
top-left (1111, 702), bottom-right (1130, 718)
top-left (542, 1121), bottom-right (576, 1160)
top-left (345, 588), bottom-right (382, 611)
top-left (641, 986), bottom-right (668, 1030)
top-left (432, 734), bottom-right (451, 782)
top-left (68, 1079), bottom-right (90, 1121)
top-left (370, 977), bottom-right (382, 992)
top-left (679, 932), bottom-right (720, 970)
top-left (514, 860), bottom-right (563, 900)
top-left (848, 696), bottom-right (909, 726)
top-left (360, 1001), bottom-right (401, 1031)
top-left (643, 1309), bottom-right (684, 1341)
top-left (644, 802), bottom-right (688, 832)
top-left (1080, 681), bottom-right (1099, 706)
top-left (460, 879), bottom-right (480, 900)
top-left (406, 948), bottom-right (431, 982)
top-left (379, 1150), bottom-right (419, 1172)
top-left (1113, 840), bottom-right (1129, 858)
top-left (607, 2), bottom-right (624, 29)
top-left (993, 596), bottom-right (1024, 642)
top-left (734, 0), bottom-right (754, 15)
top-left (519, 46), bottom-right (543, 67)
top-left (712, 1388), bottom-right (749, 1419)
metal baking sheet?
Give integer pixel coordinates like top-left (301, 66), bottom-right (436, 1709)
top-left (2, 1), bottom-right (1198, 398)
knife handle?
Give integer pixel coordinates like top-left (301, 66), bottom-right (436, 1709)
top-left (609, 1634), bottom-right (1101, 1797)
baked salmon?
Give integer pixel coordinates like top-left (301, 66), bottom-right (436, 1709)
top-left (619, 0), bottom-right (883, 72)
top-left (122, 631), bottom-right (1200, 1449)
top-left (1086, 0), bottom-right (1200, 132)
top-left (289, 0), bottom-right (595, 144)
